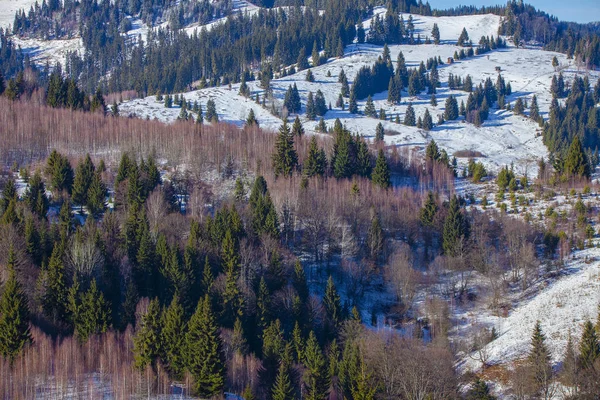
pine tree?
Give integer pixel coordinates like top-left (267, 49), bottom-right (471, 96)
top-left (367, 212), bottom-right (384, 260)
top-left (349, 86), bottom-right (358, 114)
top-left (404, 103), bottom-right (416, 126)
top-left (563, 136), bottom-right (590, 178)
top-left (443, 196), bottom-right (468, 257)
top-left (432, 23), bottom-right (440, 45)
top-left (387, 76), bottom-right (401, 104)
top-left (375, 122), bottom-right (385, 142)
top-left (513, 98), bottom-right (525, 115)
top-left (201, 256), bottom-right (214, 295)
top-left (356, 137), bottom-right (372, 178)
top-left (306, 69), bottom-right (315, 82)
top-left (458, 27), bottom-right (469, 46)
top-left (272, 354), bottom-right (295, 400)
top-left (186, 295), bottom-right (225, 397)
top-left (292, 116), bottom-right (304, 137)
top-left (161, 295), bottom-right (186, 379)
top-left (72, 154), bottom-right (95, 208)
top-left (466, 378), bottom-right (496, 399)
top-left (43, 245), bottom-right (68, 324)
top-left (86, 172), bottom-right (106, 217)
top-left (420, 191), bottom-right (438, 227)
top-left (246, 108), bottom-right (259, 127)
top-left (46, 150), bottom-right (74, 194)
top-left (1, 177), bottom-right (17, 213)
top-left (24, 171), bottom-right (48, 218)
top-left (372, 149), bottom-right (391, 189)
top-left (0, 246), bottom-right (32, 363)
top-left (306, 92), bottom-right (316, 120)
top-left (304, 136), bottom-right (327, 177)
top-left (444, 95), bottom-right (459, 120)
top-left (323, 276), bottom-right (341, 327)
top-left (239, 76), bottom-right (250, 97)
top-left (422, 108), bottom-right (433, 131)
top-left (206, 98), bottom-right (218, 123)
top-left (272, 119), bottom-right (298, 178)
top-left (303, 331), bottom-right (329, 400)
top-left (579, 320), bottom-right (600, 369)
top-left (133, 298), bottom-right (162, 370)
top-left (69, 279), bottom-right (110, 342)
top-left (528, 321), bottom-right (553, 398)
top-left (311, 41), bottom-right (320, 67)
top-left (430, 93), bottom-right (437, 107)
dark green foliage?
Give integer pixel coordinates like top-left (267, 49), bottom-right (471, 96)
top-left (458, 27), bottom-right (469, 46)
top-left (161, 295), bottom-right (186, 379)
top-left (422, 108), bottom-right (433, 131)
top-left (432, 23), bottom-right (440, 44)
top-left (246, 108), bottom-right (259, 127)
top-left (444, 95), bottom-right (459, 120)
top-left (42, 245), bottom-right (68, 325)
top-left (45, 150), bottom-right (74, 194)
top-left (466, 378), bottom-right (496, 399)
top-left (372, 149), bottom-right (391, 189)
top-left (304, 137), bottom-right (327, 177)
top-left (272, 357), bottom-right (295, 400)
top-left (306, 69), bottom-right (315, 82)
top-left (24, 171), bottom-right (49, 218)
top-left (420, 191), bottom-right (438, 227)
top-left (323, 276), bottom-right (341, 328)
top-left (272, 119), bottom-right (298, 178)
top-left (86, 172), bottom-right (106, 217)
top-left (443, 196), bottom-right (469, 257)
top-left (72, 154), bottom-right (95, 208)
top-left (133, 298), bottom-right (162, 370)
top-left (0, 247), bottom-right (32, 363)
top-left (303, 331), bottom-right (329, 400)
top-left (375, 122), bottom-right (385, 142)
top-left (1, 177), bottom-right (17, 213)
top-left (306, 92), bottom-right (316, 120)
top-left (348, 86), bottom-right (358, 114)
top-left (563, 136), bottom-right (590, 179)
top-left (284, 84), bottom-right (302, 114)
top-left (68, 279), bottom-right (110, 342)
top-left (579, 320), bottom-right (600, 369)
top-left (250, 177), bottom-right (280, 239)
top-left (404, 103), bottom-right (416, 126)
top-left (186, 295), bottom-right (225, 398)
top-left (528, 321), bottom-right (553, 397)
top-left (206, 98), bottom-right (218, 123)
top-left (388, 76), bottom-right (401, 104)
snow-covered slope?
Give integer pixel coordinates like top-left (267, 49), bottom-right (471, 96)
top-left (463, 248), bottom-right (600, 370)
top-left (0, 0), bottom-right (37, 28)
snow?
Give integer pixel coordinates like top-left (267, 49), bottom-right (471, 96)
top-left (462, 248), bottom-right (600, 370)
top-left (0, 0), bottom-right (37, 29)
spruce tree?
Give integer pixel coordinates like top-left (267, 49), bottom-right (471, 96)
top-left (306, 69), bottom-right (315, 82)
top-left (372, 149), bottom-right (391, 189)
top-left (375, 122), bottom-right (385, 142)
top-left (458, 27), bottom-right (469, 46)
top-left (306, 92), bottom-right (316, 120)
top-left (72, 154), bottom-right (95, 209)
top-left (420, 192), bottom-right (438, 227)
top-left (43, 245), bottom-right (68, 324)
top-left (272, 358), bottom-right (295, 400)
top-left (86, 171), bottom-right (106, 217)
top-left (404, 103), bottom-right (416, 126)
top-left (69, 279), bottom-right (110, 342)
top-left (443, 196), bottom-right (468, 256)
top-left (186, 295), bottom-right (225, 398)
top-left (1, 177), bottom-right (17, 213)
top-left (133, 298), bottom-right (162, 370)
top-left (422, 108), bottom-right (433, 131)
top-left (303, 331), bottom-right (329, 400)
top-left (444, 95), bottom-right (459, 120)
top-left (292, 116), bottom-right (304, 137)
top-left (579, 320), bottom-right (600, 369)
top-left (387, 76), bottom-right (401, 104)
top-left (0, 246), bottom-right (32, 363)
top-left (563, 136), bottom-right (590, 178)
top-left (304, 136), bottom-right (327, 177)
top-left (246, 108), bottom-right (259, 127)
top-left (367, 212), bottom-right (384, 260)
top-left (24, 171), bottom-right (48, 218)
top-left (348, 86), bottom-right (358, 114)
top-left (356, 137), bottom-right (373, 178)
top-left (206, 98), bottom-right (218, 123)
top-left (466, 378), bottom-right (496, 399)
top-left (323, 276), bottom-right (341, 327)
top-left (528, 321), bottom-right (553, 398)
top-left (272, 119), bottom-right (298, 178)
top-left (431, 23), bottom-right (440, 45)
top-left (161, 295), bottom-right (186, 379)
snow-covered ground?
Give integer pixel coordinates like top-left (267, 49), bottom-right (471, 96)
top-left (0, 0), bottom-right (37, 28)
top-left (460, 247), bottom-right (600, 369)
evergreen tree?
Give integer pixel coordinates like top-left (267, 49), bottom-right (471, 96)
top-left (86, 172), bottom-right (106, 217)
top-left (306, 69), bottom-right (315, 82)
top-left (246, 108), bottom-right (259, 127)
top-left (528, 321), bottom-right (553, 398)
top-left (579, 320), bottom-right (600, 369)
top-left (563, 136), bottom-right (590, 178)
top-left (161, 295), bottom-right (186, 379)
top-left (272, 358), bottom-right (295, 400)
top-left (314, 90), bottom-right (327, 116)
top-left (375, 122), bottom-right (385, 142)
top-left (466, 378), bottom-right (496, 400)
top-left (404, 103), bottom-right (416, 126)
top-left (420, 191), bottom-right (438, 227)
top-left (43, 245), bottom-right (68, 324)
top-left (239, 76), bottom-right (250, 97)
top-left (206, 98), bottom-right (218, 123)
top-left (46, 150), bottom-right (74, 194)
top-left (444, 95), bottom-right (459, 120)
top-left (323, 276), bottom-right (341, 327)
top-left (458, 27), bottom-right (470, 46)
top-left (513, 98), bottom-right (525, 115)
top-left (186, 295), bottom-right (225, 398)
top-left (0, 177), bottom-right (17, 213)
top-left (24, 171), bottom-right (49, 218)
top-left (133, 298), bottom-right (162, 370)
top-left (304, 137), bottom-right (327, 177)
top-left (443, 196), bottom-right (468, 257)
top-left (306, 92), bottom-right (316, 120)
top-left (69, 279), bottom-right (110, 342)
top-left (292, 115), bottom-right (304, 137)
top-left (372, 149), bottom-right (391, 189)
top-left (0, 246), bottom-right (32, 363)
top-left (530, 95), bottom-right (540, 122)
top-left (72, 154), bottom-right (95, 209)
top-left (432, 23), bottom-right (440, 45)
top-left (303, 331), bottom-right (329, 400)
top-left (387, 76), bottom-right (401, 104)
top-left (364, 95), bottom-right (376, 117)
top-left (272, 119), bottom-right (298, 178)
top-left (367, 212), bottom-right (384, 260)
top-left (356, 138), bottom-right (372, 178)
top-left (422, 108), bottom-right (433, 131)
top-left (430, 93), bottom-right (437, 107)
top-left (348, 86), bottom-right (358, 114)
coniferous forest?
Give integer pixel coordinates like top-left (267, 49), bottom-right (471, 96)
top-left (0, 0), bottom-right (599, 399)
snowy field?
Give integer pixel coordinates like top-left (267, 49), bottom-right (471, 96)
top-left (0, 0), bottom-right (37, 28)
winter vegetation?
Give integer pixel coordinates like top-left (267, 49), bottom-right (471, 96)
top-left (0, 0), bottom-right (600, 399)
